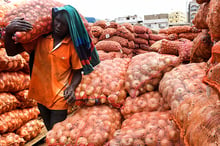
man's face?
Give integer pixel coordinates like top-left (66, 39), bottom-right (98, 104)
top-left (53, 13), bottom-right (69, 38)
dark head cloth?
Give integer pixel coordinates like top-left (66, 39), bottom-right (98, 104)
top-left (52, 5), bottom-right (100, 75)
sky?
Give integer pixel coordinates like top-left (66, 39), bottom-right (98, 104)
top-left (60, 0), bottom-right (191, 20)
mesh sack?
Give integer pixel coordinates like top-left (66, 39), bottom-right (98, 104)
top-left (0, 48), bottom-right (26, 72)
top-left (133, 25), bottom-right (148, 34)
top-left (158, 39), bottom-right (180, 55)
top-left (120, 91), bottom-right (170, 119)
top-left (167, 26), bottom-right (192, 34)
top-left (116, 26), bottom-right (135, 41)
top-left (105, 111), bottom-right (183, 146)
top-left (173, 93), bottom-right (219, 146)
top-left (125, 52), bottom-right (180, 97)
top-left (192, 2), bottom-right (209, 29)
top-left (16, 119), bottom-right (44, 141)
top-left (0, 93), bottom-right (20, 115)
top-left (159, 62), bottom-right (208, 110)
top-left (105, 22), bottom-right (119, 29)
top-left (0, 133), bottom-right (25, 146)
top-left (74, 58), bottom-right (130, 108)
top-left (178, 32), bottom-right (199, 41)
top-left (95, 40), bottom-right (122, 52)
top-left (93, 20), bottom-right (107, 29)
top-left (1, 0), bottom-right (64, 43)
top-left (99, 28), bottom-right (117, 41)
top-left (134, 37), bottom-right (148, 45)
top-left (149, 34), bottom-right (168, 41)
top-left (0, 71), bottom-right (30, 92)
top-left (0, 107), bottom-right (39, 133)
top-left (121, 23), bottom-right (134, 33)
top-left (90, 26), bottom-right (104, 38)
top-left (207, 0), bottom-right (220, 41)
top-left (203, 63), bottom-right (220, 95)
top-left (178, 38), bottom-right (193, 62)
top-left (105, 36), bottom-right (129, 48)
top-left (15, 90), bottom-right (37, 108)
top-left (190, 30), bottom-right (213, 63)
top-left (46, 105), bottom-right (121, 146)
top-left (97, 50), bottom-right (123, 61)
top-left (135, 33), bottom-right (149, 40)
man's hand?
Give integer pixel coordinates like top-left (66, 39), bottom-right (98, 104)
top-left (64, 86), bottom-right (76, 104)
top-left (6, 17), bottom-right (33, 34)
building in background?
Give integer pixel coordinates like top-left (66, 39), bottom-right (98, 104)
top-left (114, 15), bottom-right (143, 25)
top-left (143, 14), bottom-right (169, 30)
top-left (187, 0), bottom-right (199, 24)
top-left (168, 11), bottom-right (187, 25)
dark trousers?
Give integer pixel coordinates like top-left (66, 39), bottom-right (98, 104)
top-left (37, 103), bottom-right (67, 131)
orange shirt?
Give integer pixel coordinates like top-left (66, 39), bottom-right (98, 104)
top-left (23, 35), bottom-right (82, 110)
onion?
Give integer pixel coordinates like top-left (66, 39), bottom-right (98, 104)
top-left (65, 122), bottom-right (73, 131)
top-left (113, 130), bottom-right (121, 138)
top-left (59, 135), bottom-right (67, 144)
top-left (133, 129), bottom-right (146, 138)
top-left (118, 90), bottom-right (127, 100)
top-left (100, 95), bottom-right (107, 104)
top-left (133, 139), bottom-right (145, 146)
top-left (144, 84), bottom-right (154, 92)
top-left (109, 139), bottom-right (120, 146)
top-left (158, 119), bottom-right (167, 128)
top-left (81, 83), bottom-right (87, 91)
top-left (132, 80), bottom-right (141, 88)
top-left (108, 94), bottom-right (119, 104)
top-left (158, 129), bottom-right (165, 139)
top-left (87, 133), bottom-right (103, 145)
top-left (120, 135), bottom-right (134, 146)
top-left (168, 129), bottom-right (179, 141)
top-left (137, 98), bottom-right (147, 109)
top-left (86, 86), bottom-right (94, 96)
top-left (171, 100), bottom-right (180, 110)
top-left (82, 127), bottom-right (93, 137)
top-left (48, 137), bottom-right (57, 145)
top-left (160, 139), bottom-right (172, 146)
top-left (148, 97), bottom-right (159, 110)
top-left (129, 89), bottom-right (139, 97)
top-left (144, 134), bottom-right (157, 146)
top-left (77, 137), bottom-right (88, 145)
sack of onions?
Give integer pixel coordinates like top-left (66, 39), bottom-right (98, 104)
top-left (1, 0), bottom-right (64, 43)
top-left (46, 105), bottom-right (121, 146)
top-left (0, 107), bottom-right (39, 133)
top-left (121, 91), bottom-right (170, 119)
top-left (15, 90), bottom-right (37, 108)
top-left (74, 58), bottom-right (130, 108)
top-left (173, 93), bottom-right (219, 146)
top-left (0, 71), bottom-right (30, 92)
top-left (159, 62), bottom-right (208, 110)
top-left (125, 52), bottom-right (180, 98)
top-left (16, 119), bottom-right (44, 141)
top-left (0, 133), bottom-right (25, 146)
top-left (105, 111), bottom-right (183, 146)
top-left (0, 93), bottom-right (20, 115)
top-left (0, 48), bottom-right (26, 72)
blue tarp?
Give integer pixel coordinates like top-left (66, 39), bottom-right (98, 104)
top-left (85, 17), bottom-right (96, 23)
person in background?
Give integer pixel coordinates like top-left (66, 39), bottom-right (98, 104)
top-left (4, 5), bottom-right (100, 131)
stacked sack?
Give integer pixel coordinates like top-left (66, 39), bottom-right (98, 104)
top-left (192, 0), bottom-right (220, 95)
top-left (0, 0), bottom-right (71, 145)
top-left (159, 26), bottom-right (201, 41)
top-left (132, 25), bottom-right (151, 55)
top-left (91, 20), bottom-right (135, 61)
top-left (0, 47), bottom-right (43, 145)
